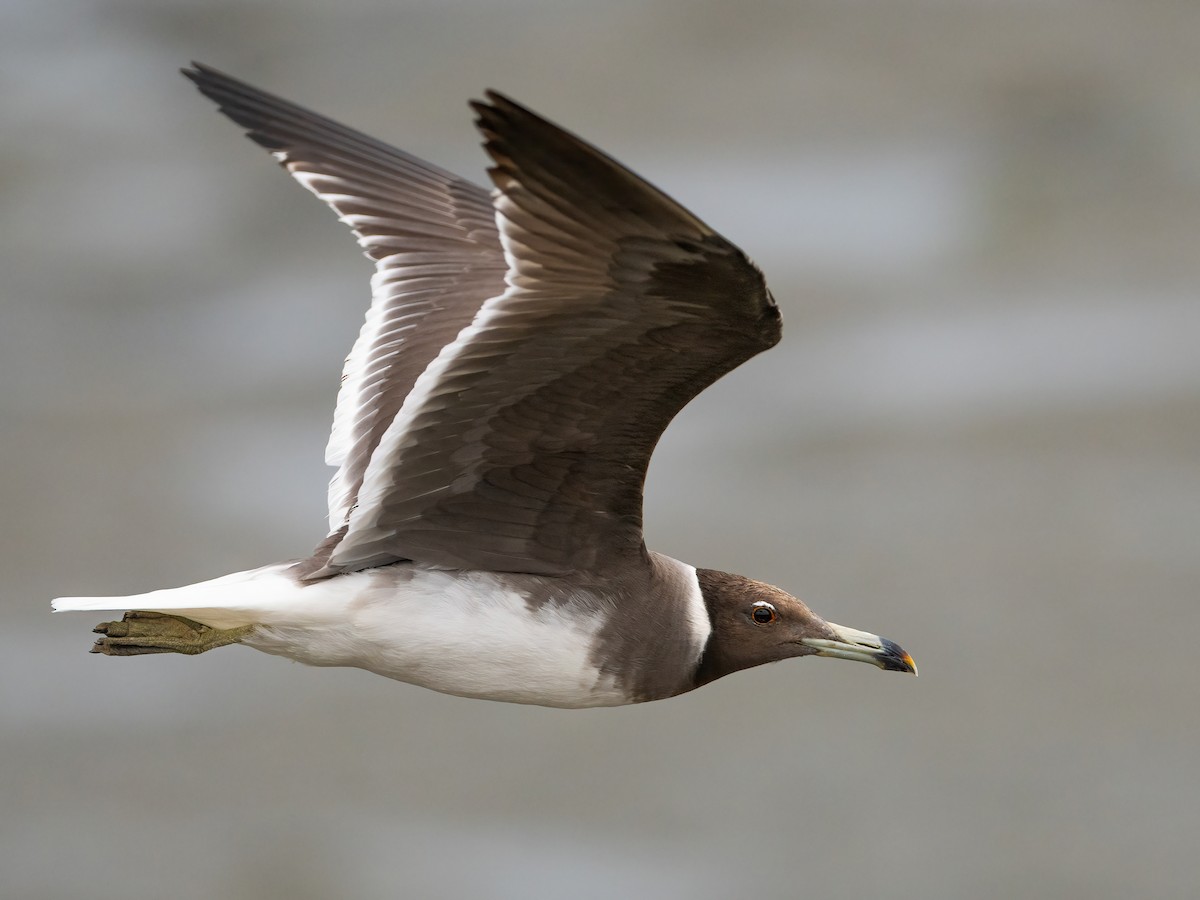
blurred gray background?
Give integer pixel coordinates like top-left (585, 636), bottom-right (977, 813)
top-left (4, 1), bottom-right (1198, 898)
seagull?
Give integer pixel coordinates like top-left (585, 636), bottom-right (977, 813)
top-left (53, 64), bottom-right (916, 707)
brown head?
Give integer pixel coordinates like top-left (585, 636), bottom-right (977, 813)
top-left (691, 569), bottom-right (916, 688)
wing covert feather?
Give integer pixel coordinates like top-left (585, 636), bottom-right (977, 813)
top-left (326, 92), bottom-right (781, 576)
top-left (183, 64), bottom-right (507, 532)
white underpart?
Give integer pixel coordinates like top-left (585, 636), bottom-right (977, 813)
top-left (53, 566), bottom-right (627, 708)
top-left (252, 570), bottom-right (626, 707)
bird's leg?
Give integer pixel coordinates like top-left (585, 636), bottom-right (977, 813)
top-left (90, 611), bottom-right (254, 656)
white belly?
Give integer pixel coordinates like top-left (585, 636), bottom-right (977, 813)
top-left (244, 567), bottom-right (630, 708)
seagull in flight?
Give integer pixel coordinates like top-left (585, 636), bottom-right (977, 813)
top-left (54, 64), bottom-right (915, 707)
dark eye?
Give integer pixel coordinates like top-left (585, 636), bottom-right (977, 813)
top-left (751, 603), bottom-right (777, 625)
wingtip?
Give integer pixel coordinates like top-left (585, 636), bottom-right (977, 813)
top-left (180, 61), bottom-right (209, 82)
top-left (470, 90), bottom-right (548, 158)
top-left (469, 94), bottom-right (507, 143)
top-left (469, 91), bottom-right (505, 119)
top-left (181, 62), bottom-right (243, 95)
top-left (470, 90), bottom-right (527, 123)
top-left (482, 88), bottom-right (516, 108)
top-left (467, 96), bottom-right (490, 119)
top-left (470, 88), bottom-right (503, 106)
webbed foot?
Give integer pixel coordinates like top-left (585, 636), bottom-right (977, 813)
top-left (91, 611), bottom-right (253, 656)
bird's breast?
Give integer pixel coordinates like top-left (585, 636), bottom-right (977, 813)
top-left (245, 566), bottom-right (635, 708)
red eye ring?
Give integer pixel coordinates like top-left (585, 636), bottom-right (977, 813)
top-left (751, 603), bottom-right (777, 624)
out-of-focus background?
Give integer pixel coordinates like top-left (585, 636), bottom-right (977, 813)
top-left (5, 2), bottom-right (1198, 897)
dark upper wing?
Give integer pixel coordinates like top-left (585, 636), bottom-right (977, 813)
top-left (182, 64), bottom-right (507, 534)
top-left (323, 90), bottom-right (782, 577)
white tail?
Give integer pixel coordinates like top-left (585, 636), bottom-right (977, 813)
top-left (52, 563), bottom-right (315, 631)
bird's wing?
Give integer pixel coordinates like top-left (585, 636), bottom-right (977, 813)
top-left (183, 64), bottom-right (507, 534)
top-left (323, 90), bottom-right (781, 577)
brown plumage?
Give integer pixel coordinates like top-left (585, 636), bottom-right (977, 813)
top-left (54, 65), bottom-right (914, 708)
